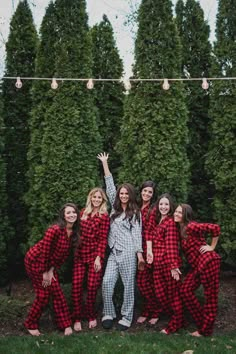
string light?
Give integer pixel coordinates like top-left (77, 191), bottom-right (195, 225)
top-left (123, 78), bottom-right (131, 91)
top-left (86, 78), bottom-right (94, 89)
top-left (15, 76), bottom-right (22, 89)
top-left (3, 76), bottom-right (236, 92)
top-left (162, 78), bottom-right (170, 90)
top-left (202, 78), bottom-right (209, 90)
top-left (51, 78), bottom-right (58, 89)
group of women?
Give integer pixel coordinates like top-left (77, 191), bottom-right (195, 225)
top-left (24, 152), bottom-right (221, 338)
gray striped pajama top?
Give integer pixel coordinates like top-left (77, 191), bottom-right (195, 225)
top-left (105, 175), bottom-right (143, 253)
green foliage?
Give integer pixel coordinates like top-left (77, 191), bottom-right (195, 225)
top-left (26, 0), bottom-right (102, 246)
top-left (90, 15), bottom-right (124, 178)
top-left (206, 0), bottom-right (236, 265)
top-left (0, 295), bottom-right (28, 320)
top-left (118, 0), bottom-right (190, 201)
top-left (25, 1), bottom-right (60, 247)
top-left (175, 0), bottom-right (212, 220)
top-left (1, 0), bottom-right (38, 278)
top-left (0, 93), bottom-right (13, 285)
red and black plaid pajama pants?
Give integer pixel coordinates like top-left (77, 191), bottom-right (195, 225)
top-left (24, 258), bottom-right (71, 330)
top-left (72, 259), bottom-right (104, 322)
top-left (137, 263), bottom-right (159, 318)
top-left (181, 258), bottom-right (220, 336)
top-left (153, 265), bottom-right (183, 333)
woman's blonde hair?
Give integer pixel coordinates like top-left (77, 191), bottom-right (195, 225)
top-left (82, 188), bottom-right (108, 220)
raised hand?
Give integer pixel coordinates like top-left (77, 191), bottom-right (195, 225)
top-left (97, 152), bottom-right (111, 176)
top-left (97, 152), bottom-right (109, 162)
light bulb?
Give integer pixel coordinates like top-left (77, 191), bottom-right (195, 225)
top-left (123, 79), bottom-right (131, 91)
top-left (51, 78), bottom-right (58, 89)
top-left (15, 77), bottom-right (22, 89)
top-left (202, 78), bottom-right (209, 90)
top-left (162, 79), bottom-right (170, 90)
top-left (87, 79), bottom-right (94, 89)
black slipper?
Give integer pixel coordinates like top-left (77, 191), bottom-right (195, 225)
top-left (117, 323), bottom-right (129, 331)
top-left (102, 319), bottom-right (113, 329)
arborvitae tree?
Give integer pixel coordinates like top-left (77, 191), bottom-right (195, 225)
top-left (0, 91), bottom-right (13, 285)
top-left (27, 0), bottom-right (102, 246)
top-left (175, 0), bottom-right (212, 220)
top-left (117, 0), bottom-right (189, 201)
top-left (25, 1), bottom-right (59, 248)
top-left (205, 0), bottom-right (236, 265)
top-left (90, 15), bottom-right (124, 178)
top-left (2, 0), bottom-right (37, 275)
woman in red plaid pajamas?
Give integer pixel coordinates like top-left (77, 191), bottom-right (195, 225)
top-left (174, 204), bottom-right (221, 337)
top-left (146, 193), bottom-right (183, 334)
top-left (24, 203), bottom-right (79, 336)
top-left (136, 181), bottom-right (160, 325)
top-left (72, 188), bottom-right (110, 331)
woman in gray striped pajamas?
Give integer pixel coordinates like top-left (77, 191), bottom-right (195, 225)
top-left (97, 152), bottom-right (144, 331)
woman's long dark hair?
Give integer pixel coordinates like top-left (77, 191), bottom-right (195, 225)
top-left (111, 183), bottom-right (140, 223)
top-left (139, 180), bottom-right (156, 220)
top-left (178, 203), bottom-right (194, 238)
top-left (155, 193), bottom-right (175, 224)
top-left (57, 202), bottom-right (80, 247)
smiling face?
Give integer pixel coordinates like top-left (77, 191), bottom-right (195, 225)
top-left (64, 206), bottom-right (78, 225)
top-left (119, 187), bottom-right (129, 205)
top-left (141, 186), bottom-right (154, 204)
top-left (158, 197), bottom-right (170, 217)
top-left (174, 205), bottom-right (183, 223)
top-left (91, 191), bottom-right (103, 209)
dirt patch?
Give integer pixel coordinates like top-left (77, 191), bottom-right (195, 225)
top-left (0, 271), bottom-right (235, 337)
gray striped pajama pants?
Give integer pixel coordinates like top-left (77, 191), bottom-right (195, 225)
top-left (102, 248), bottom-right (137, 326)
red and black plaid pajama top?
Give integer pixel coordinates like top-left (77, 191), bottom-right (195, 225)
top-left (145, 210), bottom-right (183, 333)
top-left (180, 221), bottom-right (221, 336)
top-left (72, 210), bottom-right (110, 322)
top-left (24, 225), bottom-right (73, 330)
top-left (137, 205), bottom-right (159, 319)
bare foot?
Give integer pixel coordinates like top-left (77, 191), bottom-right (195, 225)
top-left (74, 322), bottom-right (82, 332)
top-left (27, 329), bottom-right (41, 336)
top-left (64, 327), bottom-right (73, 336)
top-left (148, 317), bottom-right (159, 325)
top-left (89, 319), bottom-right (97, 329)
top-left (137, 316), bottom-right (147, 324)
top-left (190, 330), bottom-right (202, 337)
top-left (160, 329), bottom-right (168, 335)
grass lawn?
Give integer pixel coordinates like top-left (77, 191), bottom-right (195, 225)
top-left (0, 331), bottom-right (235, 354)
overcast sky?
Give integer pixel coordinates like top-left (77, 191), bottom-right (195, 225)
top-left (0, 0), bottom-right (218, 77)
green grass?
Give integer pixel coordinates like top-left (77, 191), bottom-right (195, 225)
top-left (0, 331), bottom-right (235, 354)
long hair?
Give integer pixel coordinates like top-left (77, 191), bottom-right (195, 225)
top-left (81, 187), bottom-right (108, 220)
top-left (155, 193), bottom-right (175, 224)
top-left (111, 183), bottom-right (140, 223)
top-left (57, 202), bottom-right (80, 247)
top-left (178, 203), bottom-right (194, 238)
top-left (139, 180), bottom-right (156, 220)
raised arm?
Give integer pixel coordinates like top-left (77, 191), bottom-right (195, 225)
top-left (97, 152), bottom-right (111, 177)
top-left (97, 152), bottom-right (116, 206)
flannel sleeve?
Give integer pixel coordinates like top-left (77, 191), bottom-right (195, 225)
top-left (104, 175), bottom-right (116, 207)
top-left (131, 213), bottom-right (143, 253)
top-left (145, 208), bottom-right (156, 242)
top-left (40, 226), bottom-right (58, 270)
top-left (165, 218), bottom-right (180, 270)
top-left (187, 222), bottom-right (220, 238)
top-left (97, 214), bottom-right (110, 259)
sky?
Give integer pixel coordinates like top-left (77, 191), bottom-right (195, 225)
top-left (0, 0), bottom-right (218, 77)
